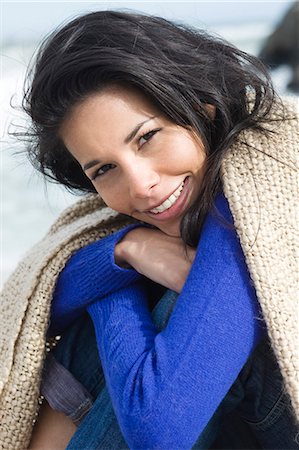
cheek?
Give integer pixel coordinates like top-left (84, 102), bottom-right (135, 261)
top-left (95, 184), bottom-right (130, 214)
top-left (164, 140), bottom-right (202, 172)
top-left (170, 147), bottom-right (203, 173)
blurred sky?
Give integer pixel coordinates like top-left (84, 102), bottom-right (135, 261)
top-left (1, 1), bottom-right (294, 46)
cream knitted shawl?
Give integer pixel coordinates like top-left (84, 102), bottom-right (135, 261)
top-left (0, 97), bottom-right (298, 449)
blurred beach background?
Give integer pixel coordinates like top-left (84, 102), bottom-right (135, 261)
top-left (1, 0), bottom-right (297, 287)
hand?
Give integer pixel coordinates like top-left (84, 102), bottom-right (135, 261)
top-left (115, 228), bottom-right (196, 293)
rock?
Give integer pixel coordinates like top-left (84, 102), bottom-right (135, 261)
top-left (259, 2), bottom-right (299, 93)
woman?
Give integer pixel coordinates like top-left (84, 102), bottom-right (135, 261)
top-left (0, 10), bottom-right (298, 450)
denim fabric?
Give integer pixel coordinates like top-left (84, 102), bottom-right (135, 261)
top-left (45, 290), bottom-right (299, 449)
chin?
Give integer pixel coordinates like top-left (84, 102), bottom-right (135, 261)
top-left (158, 223), bottom-right (181, 237)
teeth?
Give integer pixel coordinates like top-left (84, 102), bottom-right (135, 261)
top-left (149, 180), bottom-right (185, 214)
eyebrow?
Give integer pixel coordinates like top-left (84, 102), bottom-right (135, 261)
top-left (124, 116), bottom-right (155, 144)
top-left (83, 116), bottom-right (156, 172)
top-left (83, 159), bottom-right (103, 172)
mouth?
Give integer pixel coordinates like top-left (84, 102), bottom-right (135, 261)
top-left (144, 176), bottom-right (191, 221)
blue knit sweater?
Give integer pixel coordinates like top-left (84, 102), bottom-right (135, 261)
top-left (50, 193), bottom-right (264, 449)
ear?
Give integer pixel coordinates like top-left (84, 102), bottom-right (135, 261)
top-left (204, 104), bottom-right (216, 120)
top-left (193, 102), bottom-right (216, 120)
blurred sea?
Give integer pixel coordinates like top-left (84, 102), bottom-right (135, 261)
top-left (1, 20), bottom-right (297, 287)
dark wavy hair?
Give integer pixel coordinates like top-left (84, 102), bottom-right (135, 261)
top-left (19, 10), bottom-right (276, 246)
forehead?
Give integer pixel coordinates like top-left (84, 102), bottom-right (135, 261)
top-left (65, 86), bottom-right (160, 127)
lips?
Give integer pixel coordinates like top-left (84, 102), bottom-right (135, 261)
top-left (143, 176), bottom-right (191, 221)
top-left (149, 179), bottom-right (185, 214)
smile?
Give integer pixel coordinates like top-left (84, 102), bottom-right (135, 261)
top-left (149, 179), bottom-right (185, 214)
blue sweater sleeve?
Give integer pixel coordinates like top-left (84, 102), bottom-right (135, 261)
top-left (87, 194), bottom-right (265, 449)
top-left (48, 224), bottom-right (143, 336)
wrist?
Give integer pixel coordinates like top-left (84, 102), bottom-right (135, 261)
top-left (114, 226), bottom-right (151, 271)
top-left (114, 240), bottom-right (132, 268)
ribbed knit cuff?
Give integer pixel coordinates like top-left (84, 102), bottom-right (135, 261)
top-left (53, 224), bottom-right (144, 306)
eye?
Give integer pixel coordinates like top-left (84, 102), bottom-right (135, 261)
top-left (138, 129), bottom-right (160, 147)
top-left (91, 163), bottom-right (116, 180)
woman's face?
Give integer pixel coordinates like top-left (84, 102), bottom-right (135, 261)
top-left (60, 87), bottom-right (207, 237)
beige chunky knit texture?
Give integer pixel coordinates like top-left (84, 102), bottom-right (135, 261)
top-left (0, 97), bottom-right (298, 449)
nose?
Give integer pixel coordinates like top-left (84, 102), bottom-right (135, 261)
top-left (127, 163), bottom-right (160, 199)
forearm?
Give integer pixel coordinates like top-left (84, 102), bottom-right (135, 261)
top-left (88, 274), bottom-right (263, 449)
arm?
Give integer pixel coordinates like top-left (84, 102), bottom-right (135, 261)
top-left (48, 224), bottom-right (143, 336)
top-left (87, 194), bottom-right (265, 449)
top-left (49, 223), bottom-right (196, 336)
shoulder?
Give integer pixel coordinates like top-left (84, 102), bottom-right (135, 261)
top-left (222, 95), bottom-right (298, 172)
